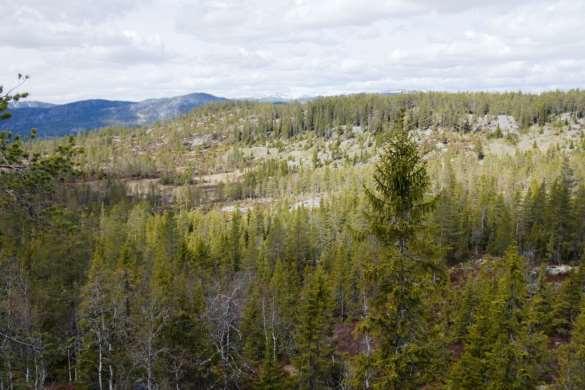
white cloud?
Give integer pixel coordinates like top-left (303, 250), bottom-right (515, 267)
top-left (0, 0), bottom-right (584, 103)
top-left (2, 0), bottom-right (145, 24)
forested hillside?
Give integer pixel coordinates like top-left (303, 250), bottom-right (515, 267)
top-left (3, 89), bottom-right (585, 388)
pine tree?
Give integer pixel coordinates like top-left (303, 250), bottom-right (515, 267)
top-left (294, 266), bottom-right (338, 389)
top-left (548, 158), bottom-right (575, 263)
top-left (435, 162), bottom-right (467, 264)
top-left (360, 113), bottom-right (439, 389)
top-left (552, 261), bottom-right (585, 336)
top-left (364, 112), bottom-right (432, 252)
top-left (558, 298), bottom-right (585, 389)
top-left (449, 308), bottom-right (492, 389)
top-left (520, 181), bottom-right (549, 261)
top-left (327, 242), bottom-right (358, 320)
top-left (449, 248), bottom-right (549, 389)
top-left (485, 248), bottom-right (532, 389)
top-left (572, 185), bottom-right (585, 259)
top-left (241, 283), bottom-right (267, 366)
top-left (452, 278), bottom-right (480, 341)
top-left (79, 245), bottom-right (122, 390)
top-left (160, 277), bottom-right (211, 388)
top-left (270, 259), bottom-right (297, 359)
top-left (230, 209), bottom-right (242, 272)
top-left (488, 195), bottom-right (513, 256)
top-left (257, 351), bottom-right (287, 390)
top-left (526, 266), bottom-right (554, 336)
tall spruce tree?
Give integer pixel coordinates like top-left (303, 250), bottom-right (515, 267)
top-left (548, 158), bottom-right (575, 263)
top-left (435, 162), bottom-right (468, 264)
top-left (359, 112), bottom-right (438, 389)
top-left (364, 112), bottom-right (432, 252)
top-left (294, 266), bottom-right (338, 389)
top-left (521, 181), bottom-right (549, 261)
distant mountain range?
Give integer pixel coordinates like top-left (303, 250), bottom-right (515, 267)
top-left (2, 92), bottom-right (226, 137)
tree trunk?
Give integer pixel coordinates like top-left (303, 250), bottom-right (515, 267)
top-left (362, 292), bottom-right (371, 390)
top-left (98, 342), bottom-right (103, 390)
top-left (67, 346), bottom-right (72, 383)
top-left (271, 296), bottom-right (278, 361)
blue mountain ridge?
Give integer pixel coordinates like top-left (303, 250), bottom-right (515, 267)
top-left (1, 92), bottom-right (226, 137)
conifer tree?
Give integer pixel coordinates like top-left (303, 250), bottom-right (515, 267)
top-left (241, 283), bottom-right (267, 366)
top-left (449, 248), bottom-right (549, 389)
top-left (558, 298), bottom-right (585, 389)
top-left (488, 195), bottom-right (513, 256)
top-left (329, 243), bottom-right (356, 320)
top-left (452, 278), bottom-right (480, 341)
top-left (449, 307), bottom-right (492, 389)
top-left (548, 158), bottom-right (576, 263)
top-left (572, 185), bottom-right (585, 259)
top-left (256, 350), bottom-right (287, 389)
top-left (552, 261), bottom-right (585, 336)
top-left (521, 181), bottom-right (549, 261)
top-left (360, 112), bottom-right (438, 389)
top-left (230, 209), bottom-right (242, 272)
top-left (160, 277), bottom-right (211, 388)
top-left (270, 259), bottom-right (297, 359)
top-left (364, 111), bottom-right (432, 252)
top-left (294, 266), bottom-right (338, 389)
top-left (526, 266), bottom-right (554, 336)
top-left (485, 248), bottom-right (534, 388)
top-left (435, 162), bottom-right (468, 264)
top-left (79, 246), bottom-right (120, 390)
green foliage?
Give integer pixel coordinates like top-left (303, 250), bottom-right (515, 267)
top-left (0, 79), bottom-right (84, 388)
top-left (365, 112), bottom-right (432, 250)
top-left (558, 298), bottom-right (585, 389)
top-left (359, 114), bottom-right (442, 389)
top-left (552, 261), bottom-right (585, 336)
top-left (6, 88), bottom-right (585, 388)
top-left (0, 74), bottom-right (29, 121)
top-left (449, 248), bottom-right (550, 389)
top-left (294, 266), bottom-right (339, 389)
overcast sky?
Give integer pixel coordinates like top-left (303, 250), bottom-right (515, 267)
top-left (1, 0), bottom-right (585, 103)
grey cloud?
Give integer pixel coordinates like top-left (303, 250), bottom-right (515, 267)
top-left (175, 0), bottom-right (414, 44)
top-left (1, 0), bottom-right (584, 103)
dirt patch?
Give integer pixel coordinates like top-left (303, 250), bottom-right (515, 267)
top-left (290, 196), bottom-right (322, 210)
top-left (449, 341), bottom-right (464, 361)
top-left (283, 364), bottom-right (298, 377)
top-left (334, 321), bottom-right (362, 356)
top-left (549, 334), bottom-right (570, 350)
top-left (220, 197), bottom-right (273, 213)
top-left (196, 170), bottom-right (243, 185)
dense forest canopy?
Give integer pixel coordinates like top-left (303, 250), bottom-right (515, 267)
top-left (2, 88), bottom-right (585, 388)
